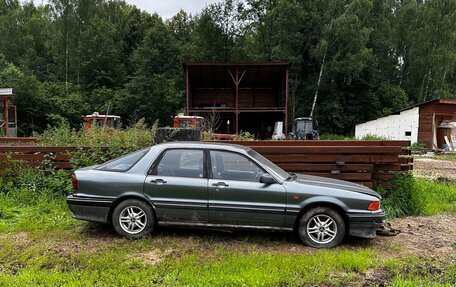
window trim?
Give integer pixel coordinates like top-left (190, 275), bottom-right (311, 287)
top-left (148, 148), bottom-right (208, 179)
top-left (208, 149), bottom-right (266, 182)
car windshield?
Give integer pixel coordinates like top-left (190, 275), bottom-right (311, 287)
top-left (247, 149), bottom-right (290, 180)
top-left (97, 148), bottom-right (150, 172)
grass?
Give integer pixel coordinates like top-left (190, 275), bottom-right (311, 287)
top-left (386, 258), bottom-right (456, 287)
top-left (377, 173), bottom-right (456, 218)
top-left (0, 226), bottom-right (454, 286)
top-left (415, 179), bottom-right (456, 215)
top-left (418, 153), bottom-right (456, 162)
top-left (0, 159), bottom-right (455, 285)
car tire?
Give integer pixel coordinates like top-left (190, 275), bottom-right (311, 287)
top-left (112, 199), bottom-right (155, 239)
top-left (298, 206), bottom-right (346, 248)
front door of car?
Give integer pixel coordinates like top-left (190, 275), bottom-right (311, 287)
top-left (208, 150), bottom-right (286, 227)
top-left (144, 149), bottom-right (208, 223)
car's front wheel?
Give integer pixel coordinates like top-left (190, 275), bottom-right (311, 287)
top-left (298, 206), bottom-right (346, 248)
top-left (112, 199), bottom-right (155, 239)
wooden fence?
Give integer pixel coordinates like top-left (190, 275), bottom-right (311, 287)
top-left (222, 140), bottom-right (412, 188)
top-left (0, 139), bottom-right (412, 188)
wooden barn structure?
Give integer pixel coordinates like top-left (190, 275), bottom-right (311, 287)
top-left (183, 62), bottom-right (290, 138)
top-left (356, 98), bottom-right (456, 149)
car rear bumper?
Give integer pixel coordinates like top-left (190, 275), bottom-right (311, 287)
top-left (66, 194), bottom-right (113, 224)
top-left (347, 211), bottom-right (385, 238)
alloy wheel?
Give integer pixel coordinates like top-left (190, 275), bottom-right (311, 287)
top-left (306, 214), bottom-right (338, 244)
top-left (119, 206), bottom-right (148, 235)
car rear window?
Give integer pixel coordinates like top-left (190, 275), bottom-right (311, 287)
top-left (97, 148), bottom-right (150, 172)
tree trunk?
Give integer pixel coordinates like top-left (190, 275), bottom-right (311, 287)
top-left (310, 46), bottom-right (327, 118)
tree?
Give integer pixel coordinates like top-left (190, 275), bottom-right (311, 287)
top-left (123, 16), bottom-right (183, 125)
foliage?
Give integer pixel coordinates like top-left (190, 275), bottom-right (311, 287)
top-left (377, 172), bottom-right (456, 218)
top-left (2, 0), bottom-right (456, 136)
top-left (377, 172), bottom-right (425, 218)
top-left (319, 134), bottom-right (355, 140)
top-left (235, 131), bottom-right (255, 141)
top-left (408, 142), bottom-right (428, 152)
top-left (36, 122), bottom-right (156, 168)
top-left (361, 133), bottom-right (388, 140)
top-left (413, 178), bottom-right (456, 215)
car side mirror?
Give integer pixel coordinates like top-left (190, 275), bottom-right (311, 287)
top-left (260, 173), bottom-right (276, 184)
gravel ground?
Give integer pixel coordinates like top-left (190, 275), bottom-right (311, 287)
top-left (413, 158), bottom-right (456, 181)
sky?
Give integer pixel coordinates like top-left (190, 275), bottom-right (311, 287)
top-left (125, 0), bottom-right (221, 18)
top-left (30, 0), bottom-right (222, 19)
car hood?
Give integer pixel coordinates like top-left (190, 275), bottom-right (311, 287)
top-left (292, 174), bottom-right (381, 199)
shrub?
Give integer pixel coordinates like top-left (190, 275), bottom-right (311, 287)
top-left (236, 131), bottom-right (255, 141)
top-left (408, 142), bottom-right (427, 153)
top-left (319, 134), bottom-right (355, 140)
top-left (36, 121), bottom-right (157, 168)
top-left (376, 172), bottom-right (425, 218)
top-left (361, 134), bottom-right (388, 140)
top-left (376, 172), bottom-right (456, 218)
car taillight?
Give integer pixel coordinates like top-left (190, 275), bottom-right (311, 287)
top-left (368, 201), bottom-right (380, 211)
top-left (71, 174), bottom-right (78, 190)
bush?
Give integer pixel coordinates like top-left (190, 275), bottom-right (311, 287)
top-left (376, 172), bottom-right (424, 218)
top-left (319, 134), bottom-right (355, 140)
top-left (36, 121), bottom-right (157, 168)
top-left (361, 134), bottom-right (388, 140)
top-left (408, 142), bottom-right (427, 153)
top-left (376, 172), bottom-right (456, 218)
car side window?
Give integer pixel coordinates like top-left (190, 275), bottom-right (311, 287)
top-left (97, 148), bottom-right (150, 172)
top-left (210, 151), bottom-right (264, 182)
top-left (156, 149), bottom-right (204, 178)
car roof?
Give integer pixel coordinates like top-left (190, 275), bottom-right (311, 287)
top-left (153, 141), bottom-right (252, 152)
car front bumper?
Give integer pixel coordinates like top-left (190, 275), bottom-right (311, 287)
top-left (66, 194), bottom-right (113, 224)
top-left (347, 211), bottom-right (385, 238)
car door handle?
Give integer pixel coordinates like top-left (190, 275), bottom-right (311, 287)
top-left (150, 179), bottom-right (167, 184)
top-left (212, 182), bottom-right (229, 188)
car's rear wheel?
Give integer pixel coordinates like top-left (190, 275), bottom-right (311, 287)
top-left (298, 206), bottom-right (345, 248)
top-left (112, 199), bottom-right (155, 239)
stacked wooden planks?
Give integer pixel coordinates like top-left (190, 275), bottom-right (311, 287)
top-left (0, 139), bottom-right (412, 188)
top-left (0, 146), bottom-right (74, 169)
top-left (229, 140), bottom-right (412, 188)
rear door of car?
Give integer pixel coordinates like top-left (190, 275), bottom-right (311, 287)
top-left (144, 149), bottom-right (208, 223)
top-left (208, 150), bottom-right (286, 227)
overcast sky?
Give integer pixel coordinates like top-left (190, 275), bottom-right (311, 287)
top-left (30, 0), bottom-right (221, 19)
top-left (126, 0), bottom-right (221, 18)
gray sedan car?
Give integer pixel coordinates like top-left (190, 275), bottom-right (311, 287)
top-left (67, 142), bottom-right (385, 248)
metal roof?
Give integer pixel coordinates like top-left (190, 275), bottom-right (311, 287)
top-left (183, 62), bottom-right (291, 69)
top-left (394, 98), bottom-right (456, 114)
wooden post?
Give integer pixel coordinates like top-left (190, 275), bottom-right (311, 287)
top-left (285, 68), bottom-right (289, 135)
top-left (4, 97), bottom-right (8, 134)
top-left (185, 68), bottom-right (189, 115)
top-left (228, 68), bottom-right (246, 134)
top-left (235, 68), bottom-right (239, 134)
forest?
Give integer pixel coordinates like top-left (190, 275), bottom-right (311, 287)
top-left (1, 0), bottom-right (456, 136)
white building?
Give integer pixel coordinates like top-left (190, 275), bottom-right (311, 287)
top-left (355, 99), bottom-right (456, 149)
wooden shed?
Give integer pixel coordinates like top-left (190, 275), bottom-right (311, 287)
top-left (183, 62), bottom-right (290, 138)
top-left (355, 98), bottom-right (456, 149)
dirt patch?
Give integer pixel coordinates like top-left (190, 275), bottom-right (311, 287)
top-left (138, 248), bottom-right (177, 265)
top-left (375, 214), bottom-right (456, 259)
top-left (413, 158), bottom-right (456, 181)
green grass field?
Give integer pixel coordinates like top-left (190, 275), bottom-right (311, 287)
top-left (0, 171), bottom-right (455, 286)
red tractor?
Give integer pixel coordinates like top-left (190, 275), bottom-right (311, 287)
top-left (173, 113), bottom-right (204, 128)
top-left (173, 113), bottom-right (237, 140)
top-left (84, 112), bottom-right (121, 129)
